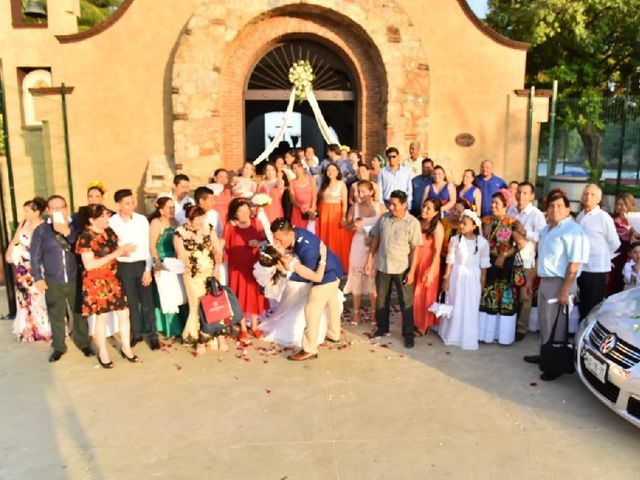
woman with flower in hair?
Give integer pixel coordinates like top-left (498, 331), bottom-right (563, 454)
top-left (7, 197), bottom-right (50, 342)
top-left (413, 197), bottom-right (444, 336)
top-left (439, 210), bottom-right (490, 350)
top-left (478, 191), bottom-right (526, 345)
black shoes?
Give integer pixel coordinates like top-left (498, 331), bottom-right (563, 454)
top-left (120, 349), bottom-right (140, 363)
top-left (373, 329), bottom-right (389, 338)
top-left (540, 371), bottom-right (562, 381)
top-left (523, 355), bottom-right (540, 364)
top-left (97, 357), bottom-right (114, 369)
top-left (149, 336), bottom-right (161, 351)
top-left (515, 332), bottom-right (526, 342)
top-left (49, 351), bottom-right (65, 363)
top-left (404, 337), bottom-right (415, 349)
top-left (81, 346), bottom-right (96, 357)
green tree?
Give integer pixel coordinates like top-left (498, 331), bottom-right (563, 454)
top-left (78, 0), bottom-right (124, 32)
top-left (486, 0), bottom-right (640, 179)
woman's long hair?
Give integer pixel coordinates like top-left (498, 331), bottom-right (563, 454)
top-left (148, 196), bottom-right (173, 222)
top-left (76, 204), bottom-right (107, 230)
top-left (421, 197), bottom-right (442, 235)
top-left (319, 163), bottom-right (342, 202)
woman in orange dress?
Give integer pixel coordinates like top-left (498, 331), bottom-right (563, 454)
top-left (209, 168), bottom-right (232, 232)
top-left (413, 197), bottom-right (444, 336)
top-left (317, 163), bottom-right (351, 272)
top-left (289, 160), bottom-right (317, 231)
top-left (257, 162), bottom-right (285, 223)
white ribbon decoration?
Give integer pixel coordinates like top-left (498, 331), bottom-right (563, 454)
top-left (305, 87), bottom-right (340, 145)
top-left (255, 206), bottom-right (274, 244)
top-left (253, 88), bottom-right (297, 165)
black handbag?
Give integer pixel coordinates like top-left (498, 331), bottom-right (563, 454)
top-left (539, 305), bottom-right (575, 375)
top-left (198, 277), bottom-right (244, 335)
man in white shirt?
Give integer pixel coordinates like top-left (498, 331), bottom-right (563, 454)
top-left (169, 174), bottom-right (194, 225)
top-left (109, 189), bottom-right (159, 350)
top-left (576, 184), bottom-right (620, 320)
top-left (402, 141), bottom-right (424, 177)
top-left (194, 186), bottom-right (222, 238)
top-left (507, 181), bottom-right (547, 341)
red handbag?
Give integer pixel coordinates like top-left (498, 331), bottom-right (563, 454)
top-left (200, 290), bottom-right (233, 325)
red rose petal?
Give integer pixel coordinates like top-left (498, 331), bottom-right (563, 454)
top-left (529, 382), bottom-right (538, 387)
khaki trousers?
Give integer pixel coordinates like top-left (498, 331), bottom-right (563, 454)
top-left (183, 273), bottom-right (208, 340)
top-left (302, 280), bottom-right (341, 355)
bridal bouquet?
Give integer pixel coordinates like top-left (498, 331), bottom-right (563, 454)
top-left (289, 60), bottom-right (315, 101)
top-left (251, 193), bottom-right (272, 207)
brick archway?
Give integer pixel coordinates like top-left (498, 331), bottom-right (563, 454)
top-left (172, 0), bottom-right (430, 181)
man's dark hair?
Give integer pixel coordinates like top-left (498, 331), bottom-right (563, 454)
top-left (385, 146), bottom-right (399, 157)
top-left (327, 144), bottom-right (341, 155)
top-left (630, 241), bottom-right (640, 251)
top-left (389, 190), bottom-right (408, 204)
top-left (173, 174), bottom-right (190, 186)
top-left (114, 189), bottom-right (133, 203)
top-left (422, 157), bottom-right (434, 167)
top-left (545, 188), bottom-right (570, 208)
top-left (270, 217), bottom-right (294, 234)
top-left (518, 181), bottom-right (535, 193)
top-left (194, 186), bottom-right (214, 205)
top-left (46, 194), bottom-right (67, 207)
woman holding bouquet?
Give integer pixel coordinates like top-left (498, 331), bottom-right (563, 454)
top-left (289, 159), bottom-right (317, 231)
top-left (257, 162), bottom-right (285, 223)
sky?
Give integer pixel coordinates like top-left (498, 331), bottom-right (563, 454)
top-left (466, 0), bottom-right (489, 18)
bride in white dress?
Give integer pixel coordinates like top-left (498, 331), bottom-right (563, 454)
top-left (253, 243), bottom-right (344, 348)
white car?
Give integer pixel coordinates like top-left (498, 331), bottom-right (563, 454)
top-left (575, 287), bottom-right (640, 427)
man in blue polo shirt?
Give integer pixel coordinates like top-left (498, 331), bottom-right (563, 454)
top-left (475, 160), bottom-right (507, 217)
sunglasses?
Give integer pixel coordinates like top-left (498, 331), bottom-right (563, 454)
top-left (387, 154), bottom-right (397, 159)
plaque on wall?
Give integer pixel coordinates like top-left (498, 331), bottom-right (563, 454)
top-left (455, 133), bottom-right (475, 147)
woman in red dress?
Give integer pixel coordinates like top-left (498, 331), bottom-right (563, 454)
top-left (76, 204), bottom-right (138, 368)
top-left (209, 168), bottom-right (232, 232)
top-left (289, 160), bottom-right (317, 230)
top-left (223, 198), bottom-right (268, 342)
top-left (257, 162), bottom-right (285, 223)
top-left (413, 197), bottom-right (444, 336)
top-left (317, 163), bottom-right (351, 272)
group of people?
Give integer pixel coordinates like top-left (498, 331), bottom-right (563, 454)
top-left (7, 141), bottom-right (639, 380)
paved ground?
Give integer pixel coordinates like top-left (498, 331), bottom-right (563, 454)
top-left (1, 293), bottom-right (639, 480)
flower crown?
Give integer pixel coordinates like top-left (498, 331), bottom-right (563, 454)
top-left (461, 209), bottom-right (481, 228)
top-left (87, 180), bottom-right (106, 192)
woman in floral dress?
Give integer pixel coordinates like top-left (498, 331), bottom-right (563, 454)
top-left (174, 205), bottom-right (224, 352)
top-left (76, 204), bottom-right (138, 368)
top-left (7, 197), bottom-right (50, 341)
top-left (478, 191), bottom-right (526, 345)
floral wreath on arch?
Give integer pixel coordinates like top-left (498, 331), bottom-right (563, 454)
top-left (253, 60), bottom-right (340, 165)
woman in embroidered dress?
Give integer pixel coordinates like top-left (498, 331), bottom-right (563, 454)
top-left (149, 196), bottom-right (187, 340)
top-left (223, 198), bottom-right (268, 343)
top-left (317, 163), bottom-right (351, 272)
top-left (174, 205), bottom-right (225, 353)
top-left (7, 197), bottom-right (50, 342)
top-left (478, 191), bottom-right (526, 345)
top-left (413, 197), bottom-right (444, 336)
top-left (289, 159), bottom-right (317, 231)
top-left (456, 169), bottom-right (482, 214)
top-left (344, 180), bottom-right (385, 325)
top-left (257, 162), bottom-right (285, 223)
top-left (76, 204), bottom-right (137, 368)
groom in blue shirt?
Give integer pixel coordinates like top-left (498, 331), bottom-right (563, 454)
top-left (271, 218), bottom-right (343, 360)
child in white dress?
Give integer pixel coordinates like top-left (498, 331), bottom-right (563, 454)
top-left (439, 210), bottom-right (491, 350)
top-left (622, 241), bottom-right (640, 290)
